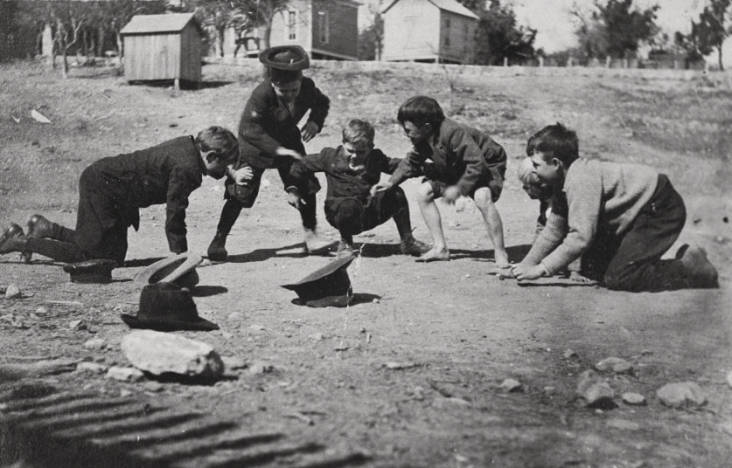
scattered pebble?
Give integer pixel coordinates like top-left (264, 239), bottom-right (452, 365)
top-left (606, 418), bottom-right (641, 431)
top-left (143, 381), bottom-right (164, 392)
top-left (105, 366), bottom-right (144, 382)
top-left (119, 389), bottom-right (133, 397)
top-left (5, 284), bottom-right (21, 299)
top-left (412, 386), bottom-right (425, 400)
top-left (595, 357), bottom-right (633, 374)
top-left (35, 306), bottom-right (49, 316)
top-left (563, 349), bottom-right (578, 359)
top-left (308, 332), bottom-right (325, 341)
top-left (372, 298), bottom-right (380, 304)
top-left (543, 386), bottom-right (556, 394)
top-left (221, 355), bottom-right (247, 370)
top-left (726, 370), bottom-right (732, 388)
top-left (499, 378), bottom-right (523, 393)
top-left (434, 396), bottom-right (471, 408)
top-left (248, 361), bottom-right (274, 375)
top-left (576, 370), bottom-right (617, 409)
top-left (77, 362), bottom-right (108, 374)
top-left (69, 319), bottom-right (87, 331)
top-left (383, 361), bottom-right (420, 370)
top-left (621, 392), bottom-right (646, 406)
top-left (83, 338), bottom-right (106, 350)
top-left (656, 382), bottom-right (706, 409)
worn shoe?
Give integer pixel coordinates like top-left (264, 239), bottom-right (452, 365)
top-left (678, 244), bottom-right (718, 288)
top-left (415, 247), bottom-right (450, 262)
top-left (400, 237), bottom-right (430, 256)
top-left (0, 223), bottom-right (27, 255)
top-left (207, 233), bottom-right (228, 261)
top-left (26, 214), bottom-right (55, 239)
top-left (304, 230), bottom-right (334, 255)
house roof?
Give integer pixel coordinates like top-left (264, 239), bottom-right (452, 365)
top-left (382, 0), bottom-right (480, 20)
top-left (120, 13), bottom-right (201, 35)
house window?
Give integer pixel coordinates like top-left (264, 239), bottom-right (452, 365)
top-left (318, 10), bottom-right (329, 44)
top-left (444, 17), bottom-right (450, 46)
top-left (288, 10), bottom-right (297, 40)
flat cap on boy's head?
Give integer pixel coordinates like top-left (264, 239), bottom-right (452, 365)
top-left (259, 45), bottom-right (310, 71)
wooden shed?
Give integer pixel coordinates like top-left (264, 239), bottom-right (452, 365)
top-left (120, 13), bottom-right (203, 87)
top-left (381, 0), bottom-right (479, 64)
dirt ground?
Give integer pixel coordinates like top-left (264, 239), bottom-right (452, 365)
top-left (0, 60), bottom-right (731, 467)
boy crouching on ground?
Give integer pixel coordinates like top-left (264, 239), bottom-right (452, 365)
top-left (291, 119), bottom-right (428, 257)
top-left (0, 127), bottom-right (239, 266)
top-left (371, 96), bottom-right (509, 264)
top-left (512, 123), bottom-right (718, 291)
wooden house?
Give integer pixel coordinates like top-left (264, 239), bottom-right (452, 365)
top-left (381, 0), bottom-right (479, 64)
top-left (234, 0), bottom-right (359, 60)
top-left (120, 13), bottom-right (203, 87)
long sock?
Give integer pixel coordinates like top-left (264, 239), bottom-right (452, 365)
top-left (299, 193), bottom-right (317, 230)
top-left (215, 199), bottom-right (244, 235)
top-left (26, 238), bottom-right (85, 263)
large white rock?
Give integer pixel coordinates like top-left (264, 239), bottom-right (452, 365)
top-left (656, 382), bottom-right (706, 409)
top-left (121, 330), bottom-right (224, 380)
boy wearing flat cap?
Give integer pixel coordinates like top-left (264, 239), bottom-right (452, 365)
top-left (293, 119), bottom-right (428, 257)
top-left (0, 127), bottom-right (238, 266)
top-left (208, 45), bottom-right (332, 261)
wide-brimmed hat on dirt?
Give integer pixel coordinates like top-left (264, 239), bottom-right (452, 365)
top-left (259, 45), bottom-right (310, 71)
top-left (63, 259), bottom-right (117, 283)
top-left (121, 282), bottom-right (218, 331)
top-left (134, 253), bottom-right (202, 289)
top-left (282, 253), bottom-right (356, 307)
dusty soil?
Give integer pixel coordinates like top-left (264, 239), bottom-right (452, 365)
top-left (0, 60), bottom-right (731, 467)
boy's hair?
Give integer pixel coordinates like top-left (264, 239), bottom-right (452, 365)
top-left (342, 119), bottom-right (375, 147)
top-left (268, 68), bottom-right (303, 86)
top-left (526, 123), bottom-right (579, 166)
top-left (196, 126), bottom-right (238, 163)
top-left (397, 96), bottom-right (445, 128)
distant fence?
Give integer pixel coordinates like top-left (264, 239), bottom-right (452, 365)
top-left (207, 56), bottom-right (732, 84)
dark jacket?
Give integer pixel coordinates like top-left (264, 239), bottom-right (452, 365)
top-left (238, 77), bottom-right (330, 169)
top-left (83, 136), bottom-right (205, 253)
top-left (298, 146), bottom-right (401, 203)
top-left (389, 118), bottom-right (506, 196)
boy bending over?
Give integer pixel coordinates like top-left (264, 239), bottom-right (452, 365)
top-left (0, 127), bottom-right (238, 265)
top-left (512, 123), bottom-right (718, 291)
top-left (372, 96), bottom-right (509, 264)
top-left (293, 119), bottom-right (428, 257)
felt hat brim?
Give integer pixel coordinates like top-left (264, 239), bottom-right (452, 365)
top-left (295, 294), bottom-right (353, 308)
top-left (120, 314), bottom-right (219, 331)
top-left (259, 45), bottom-right (310, 71)
top-left (134, 253), bottom-right (202, 288)
top-left (282, 253), bottom-right (356, 289)
top-left (63, 259), bottom-right (116, 283)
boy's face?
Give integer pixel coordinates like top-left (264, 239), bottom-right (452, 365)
top-left (202, 149), bottom-right (236, 179)
top-left (272, 79), bottom-right (302, 104)
top-left (530, 151), bottom-right (563, 186)
top-left (343, 141), bottom-right (372, 164)
top-left (523, 173), bottom-right (553, 200)
top-left (402, 121), bottom-right (431, 144)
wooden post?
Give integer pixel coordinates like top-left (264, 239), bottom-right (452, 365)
top-left (503, 57), bottom-right (508, 67)
top-left (538, 56), bottom-right (544, 67)
top-left (174, 78), bottom-right (180, 90)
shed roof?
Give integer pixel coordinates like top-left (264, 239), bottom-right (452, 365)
top-left (120, 13), bottom-right (201, 35)
top-left (382, 0), bottom-right (479, 20)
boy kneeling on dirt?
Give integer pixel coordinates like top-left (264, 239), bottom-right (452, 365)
top-left (371, 96), bottom-right (509, 264)
top-left (512, 123), bottom-right (718, 291)
top-left (289, 119), bottom-right (429, 257)
top-left (0, 127), bottom-right (239, 266)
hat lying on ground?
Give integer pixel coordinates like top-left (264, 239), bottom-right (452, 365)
top-left (121, 282), bottom-right (219, 331)
top-left (282, 253), bottom-right (356, 307)
top-left (63, 259), bottom-right (117, 283)
top-left (134, 253), bottom-right (202, 289)
top-left (259, 45), bottom-right (310, 71)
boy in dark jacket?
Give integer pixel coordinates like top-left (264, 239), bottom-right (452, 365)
top-left (208, 45), bottom-right (331, 261)
top-left (372, 96), bottom-right (509, 264)
top-left (512, 123), bottom-right (718, 291)
top-left (293, 119), bottom-right (428, 257)
top-left (0, 127), bottom-right (238, 265)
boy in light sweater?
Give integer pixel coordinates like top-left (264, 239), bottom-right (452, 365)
top-left (512, 123), bottom-right (718, 291)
